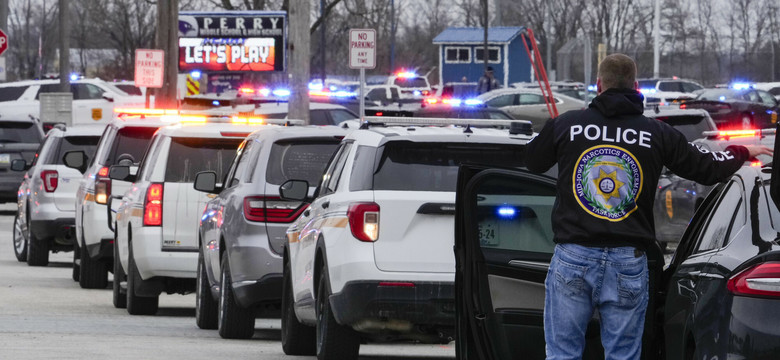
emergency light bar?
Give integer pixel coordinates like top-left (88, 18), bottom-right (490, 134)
top-left (702, 128), bottom-right (776, 139)
top-left (114, 108), bottom-right (303, 126)
top-left (360, 116), bottom-right (533, 135)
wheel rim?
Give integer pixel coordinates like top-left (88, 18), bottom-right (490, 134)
top-left (13, 216), bottom-right (26, 255)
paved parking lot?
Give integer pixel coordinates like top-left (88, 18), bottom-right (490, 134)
top-left (0, 204), bottom-right (455, 360)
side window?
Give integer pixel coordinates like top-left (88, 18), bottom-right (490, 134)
top-left (92, 126), bottom-right (116, 166)
top-left (488, 110), bottom-right (512, 120)
top-left (137, 135), bottom-right (165, 182)
top-left (35, 84), bottom-right (60, 99)
top-left (73, 84), bottom-right (104, 100)
top-left (518, 93), bottom-right (545, 105)
top-left (768, 87), bottom-right (780, 96)
top-left (329, 109), bottom-right (357, 123)
top-left (390, 87), bottom-right (400, 101)
top-left (757, 91), bottom-right (778, 106)
top-left (485, 94), bottom-right (516, 108)
top-left (319, 143), bottom-right (352, 196)
top-left (367, 88), bottom-right (385, 101)
top-left (0, 86), bottom-right (27, 101)
top-left (658, 81), bottom-right (682, 92)
top-left (310, 110), bottom-right (330, 125)
top-left (682, 82), bottom-right (702, 93)
top-left (747, 91), bottom-right (761, 103)
top-left (695, 181), bottom-right (743, 252)
top-left (227, 140), bottom-right (254, 188)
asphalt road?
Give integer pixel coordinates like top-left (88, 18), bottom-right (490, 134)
top-left (0, 203), bottom-right (455, 360)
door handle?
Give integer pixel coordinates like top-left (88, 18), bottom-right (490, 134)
top-left (303, 209), bottom-right (310, 217)
top-left (508, 260), bottom-right (549, 271)
top-left (321, 201), bottom-right (330, 209)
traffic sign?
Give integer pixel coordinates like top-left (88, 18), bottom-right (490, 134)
top-left (134, 49), bottom-right (165, 88)
top-left (349, 29), bottom-right (376, 69)
top-left (0, 29), bottom-right (8, 57)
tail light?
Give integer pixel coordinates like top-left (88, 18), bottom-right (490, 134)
top-left (143, 183), bottom-right (163, 226)
top-left (680, 104), bottom-right (687, 109)
top-left (40, 170), bottom-right (58, 193)
top-left (243, 196), bottom-right (306, 223)
top-left (95, 166), bottom-right (110, 204)
top-left (348, 202), bottom-right (380, 242)
top-left (727, 262), bottom-right (780, 298)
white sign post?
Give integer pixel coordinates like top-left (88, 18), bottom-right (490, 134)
top-left (135, 49), bottom-right (165, 108)
top-left (349, 29), bottom-right (376, 122)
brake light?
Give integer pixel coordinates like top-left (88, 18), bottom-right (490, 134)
top-left (680, 104), bottom-right (687, 109)
top-left (348, 202), bottom-right (380, 242)
top-left (143, 183), bottom-right (163, 226)
top-left (425, 98), bottom-right (438, 105)
top-left (243, 196), bottom-right (306, 223)
top-left (727, 262), bottom-right (780, 298)
top-left (95, 167), bottom-right (110, 204)
top-left (375, 112), bottom-right (384, 116)
top-left (40, 170), bottom-right (58, 192)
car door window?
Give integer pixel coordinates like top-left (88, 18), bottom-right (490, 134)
top-left (518, 93), bottom-right (545, 105)
top-left (329, 109), bottom-right (357, 123)
top-left (747, 91), bottom-right (761, 103)
top-left (226, 139), bottom-right (253, 188)
top-left (487, 110), bottom-right (513, 120)
top-left (310, 110), bottom-right (330, 125)
top-left (658, 81), bottom-right (682, 92)
top-left (485, 94), bottom-right (516, 108)
top-left (757, 91), bottom-right (778, 107)
top-left (367, 88), bottom-right (385, 101)
top-left (695, 180), bottom-right (744, 252)
top-left (73, 84), bottom-right (105, 100)
top-left (319, 143), bottom-right (352, 196)
top-left (682, 82), bottom-right (702, 93)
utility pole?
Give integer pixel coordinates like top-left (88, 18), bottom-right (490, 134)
top-left (481, 0), bottom-right (488, 73)
top-left (58, 0), bottom-right (70, 91)
top-left (156, 0), bottom-right (179, 109)
top-left (653, 0), bottom-right (660, 78)
top-left (0, 0), bottom-right (7, 82)
top-left (288, 0), bottom-right (311, 124)
top-left (390, 0), bottom-right (395, 72)
top-left (319, 0), bottom-right (326, 83)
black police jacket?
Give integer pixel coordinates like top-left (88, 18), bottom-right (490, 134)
top-left (526, 88), bottom-right (749, 250)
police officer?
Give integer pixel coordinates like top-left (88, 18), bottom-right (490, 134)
top-left (525, 53), bottom-right (772, 359)
top-left (477, 66), bottom-right (500, 94)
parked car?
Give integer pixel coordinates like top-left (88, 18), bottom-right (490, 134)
top-left (11, 125), bottom-right (102, 265)
top-left (253, 102), bottom-right (358, 126)
top-left (477, 88), bottom-right (585, 131)
top-left (65, 117), bottom-right (169, 288)
top-left (193, 126), bottom-right (348, 338)
top-left (752, 82), bottom-right (780, 102)
top-left (0, 116), bottom-right (44, 203)
top-left (110, 121), bottom-right (268, 314)
top-left (415, 103), bottom-right (515, 120)
top-left (681, 88), bottom-right (780, 129)
top-left (638, 78), bottom-right (704, 106)
top-left (386, 72), bottom-right (432, 99)
top-left (454, 164), bottom-right (780, 360)
top-left (280, 118), bottom-right (534, 359)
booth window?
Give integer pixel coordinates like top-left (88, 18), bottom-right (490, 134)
top-left (445, 47), bottom-right (471, 64)
top-left (475, 47), bottom-right (501, 63)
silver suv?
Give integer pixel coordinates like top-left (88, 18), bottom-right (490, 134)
top-left (193, 126), bottom-right (348, 339)
top-left (12, 125), bottom-right (102, 265)
top-left (0, 117), bottom-right (44, 202)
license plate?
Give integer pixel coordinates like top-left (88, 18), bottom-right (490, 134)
top-left (478, 221), bottom-right (498, 247)
top-left (0, 154), bottom-right (9, 164)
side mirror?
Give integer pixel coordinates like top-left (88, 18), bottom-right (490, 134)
top-left (279, 179), bottom-right (309, 201)
top-left (194, 171), bottom-right (220, 194)
top-left (102, 93), bottom-right (115, 102)
top-left (109, 165), bottom-right (135, 182)
top-left (10, 159), bottom-right (28, 171)
top-left (63, 150), bottom-right (88, 174)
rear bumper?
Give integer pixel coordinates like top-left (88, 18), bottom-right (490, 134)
top-left (329, 281), bottom-right (455, 328)
top-left (132, 227), bottom-right (197, 280)
top-left (86, 238), bottom-right (114, 260)
top-left (232, 273), bottom-right (283, 308)
top-left (725, 296), bottom-right (780, 358)
top-left (30, 218), bottom-right (76, 247)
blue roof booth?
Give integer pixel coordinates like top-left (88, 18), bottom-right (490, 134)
top-left (432, 27), bottom-right (531, 86)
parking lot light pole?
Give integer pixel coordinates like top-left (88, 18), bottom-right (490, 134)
top-left (653, 0), bottom-right (660, 78)
top-left (59, 0), bottom-right (70, 92)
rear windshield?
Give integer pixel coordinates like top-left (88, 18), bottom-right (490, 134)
top-left (266, 140), bottom-right (342, 185)
top-left (165, 137), bottom-right (241, 183)
top-left (105, 127), bottom-right (159, 165)
top-left (45, 136), bottom-right (100, 165)
top-left (371, 142), bottom-right (526, 192)
top-left (394, 77), bottom-right (428, 88)
top-left (696, 89), bottom-right (743, 101)
top-left (654, 115), bottom-right (713, 141)
top-left (0, 86), bottom-right (27, 101)
top-left (0, 121), bottom-right (42, 143)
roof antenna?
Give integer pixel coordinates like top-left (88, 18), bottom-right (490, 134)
top-left (463, 124), bottom-right (473, 134)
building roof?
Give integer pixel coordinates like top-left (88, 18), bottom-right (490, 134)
top-left (432, 27), bottom-right (525, 45)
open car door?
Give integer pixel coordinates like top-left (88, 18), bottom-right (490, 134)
top-left (455, 165), bottom-right (665, 360)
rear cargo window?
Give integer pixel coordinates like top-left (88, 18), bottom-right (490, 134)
top-left (654, 115), bottom-right (713, 141)
top-left (0, 121), bottom-right (42, 143)
top-left (164, 137), bottom-right (242, 183)
top-left (103, 126), bottom-right (159, 165)
top-left (45, 136), bottom-right (100, 165)
top-left (265, 140), bottom-right (341, 185)
top-left (372, 142), bottom-right (526, 192)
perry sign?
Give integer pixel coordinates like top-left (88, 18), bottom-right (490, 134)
top-left (349, 29), bottom-right (376, 69)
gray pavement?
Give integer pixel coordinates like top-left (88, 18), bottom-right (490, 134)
top-left (0, 204), bottom-right (455, 359)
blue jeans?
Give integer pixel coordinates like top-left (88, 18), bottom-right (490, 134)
top-left (544, 243), bottom-right (649, 360)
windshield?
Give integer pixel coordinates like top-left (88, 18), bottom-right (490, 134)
top-left (104, 127), bottom-right (159, 165)
top-left (266, 140), bottom-right (341, 185)
top-left (394, 77), bottom-right (428, 88)
top-left (165, 137), bottom-right (241, 183)
top-left (0, 122), bottom-right (42, 143)
top-left (372, 142), bottom-right (526, 191)
top-left (654, 115), bottom-right (713, 141)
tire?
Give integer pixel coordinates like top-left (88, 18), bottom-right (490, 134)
top-left (281, 260), bottom-right (316, 355)
top-left (72, 243), bottom-right (80, 282)
top-left (12, 214), bottom-right (28, 262)
top-left (217, 252), bottom-right (255, 339)
top-left (26, 231), bottom-right (50, 267)
top-left (79, 240), bottom-right (107, 289)
top-left (112, 237), bottom-right (127, 309)
top-left (126, 245), bottom-right (159, 315)
top-left (315, 269), bottom-right (360, 360)
top-left (195, 249), bottom-right (218, 329)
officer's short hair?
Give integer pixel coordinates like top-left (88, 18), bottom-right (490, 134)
top-left (598, 54), bottom-right (637, 90)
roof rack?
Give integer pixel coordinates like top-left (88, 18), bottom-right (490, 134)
top-left (702, 128), bottom-right (776, 140)
top-left (359, 116), bottom-right (534, 135)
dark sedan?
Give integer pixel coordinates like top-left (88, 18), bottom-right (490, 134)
top-left (681, 88), bottom-right (780, 129)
